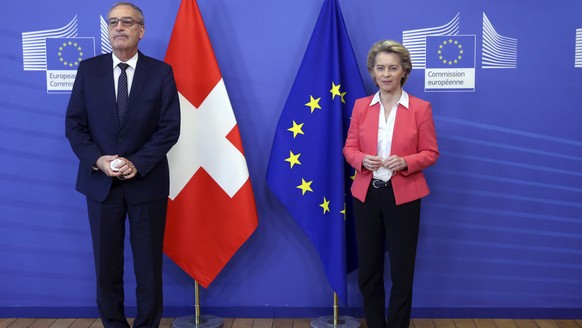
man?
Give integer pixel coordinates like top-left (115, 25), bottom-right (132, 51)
top-left (65, 2), bottom-right (180, 327)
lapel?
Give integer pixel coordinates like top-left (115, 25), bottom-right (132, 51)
top-left (120, 52), bottom-right (149, 129)
top-left (97, 54), bottom-right (118, 127)
top-left (364, 100), bottom-right (381, 155)
top-left (391, 101), bottom-right (411, 155)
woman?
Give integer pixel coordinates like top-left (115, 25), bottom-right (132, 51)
top-left (343, 40), bottom-right (439, 328)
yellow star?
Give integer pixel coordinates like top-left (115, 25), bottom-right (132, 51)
top-left (340, 203), bottom-right (346, 219)
top-left (297, 178), bottom-right (313, 195)
top-left (350, 171), bottom-right (356, 180)
top-left (305, 95), bottom-right (322, 113)
top-left (330, 82), bottom-right (342, 100)
top-left (287, 120), bottom-right (304, 138)
top-left (320, 197), bottom-right (330, 214)
top-left (285, 151), bottom-right (301, 169)
top-left (339, 91), bottom-right (346, 104)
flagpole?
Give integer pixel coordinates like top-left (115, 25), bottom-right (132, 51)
top-left (195, 281), bottom-right (201, 325)
top-left (310, 293), bottom-right (360, 328)
top-left (171, 280), bottom-right (223, 328)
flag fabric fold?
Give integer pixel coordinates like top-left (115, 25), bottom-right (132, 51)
top-left (163, 0), bottom-right (258, 288)
top-left (266, 0), bottom-right (366, 303)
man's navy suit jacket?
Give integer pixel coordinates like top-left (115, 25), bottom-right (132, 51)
top-left (65, 51), bottom-right (181, 205)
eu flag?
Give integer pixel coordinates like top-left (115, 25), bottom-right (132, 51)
top-left (266, 0), bottom-right (366, 303)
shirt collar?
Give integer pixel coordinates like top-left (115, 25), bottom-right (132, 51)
top-left (112, 52), bottom-right (139, 70)
top-left (370, 90), bottom-right (409, 109)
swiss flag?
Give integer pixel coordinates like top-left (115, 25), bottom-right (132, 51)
top-left (163, 0), bottom-right (258, 288)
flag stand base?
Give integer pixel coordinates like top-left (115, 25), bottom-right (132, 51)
top-left (311, 315), bottom-right (360, 328)
top-left (172, 315), bottom-right (223, 328)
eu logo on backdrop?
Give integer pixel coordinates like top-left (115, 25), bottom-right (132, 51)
top-left (426, 35), bottom-right (475, 68)
top-left (45, 37), bottom-right (95, 93)
top-left (425, 35), bottom-right (476, 92)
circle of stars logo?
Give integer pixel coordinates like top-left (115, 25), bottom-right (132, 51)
top-left (57, 41), bottom-right (84, 68)
top-left (437, 39), bottom-right (463, 65)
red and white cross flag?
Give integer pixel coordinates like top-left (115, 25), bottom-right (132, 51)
top-left (163, 0), bottom-right (258, 288)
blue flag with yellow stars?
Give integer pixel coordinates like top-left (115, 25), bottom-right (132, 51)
top-left (266, 0), bottom-right (366, 304)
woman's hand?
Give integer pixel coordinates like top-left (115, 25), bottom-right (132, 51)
top-left (383, 155), bottom-right (407, 172)
top-left (363, 155), bottom-right (384, 171)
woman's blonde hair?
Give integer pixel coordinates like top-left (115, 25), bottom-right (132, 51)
top-left (367, 40), bottom-right (412, 86)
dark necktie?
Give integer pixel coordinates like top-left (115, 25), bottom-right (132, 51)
top-left (117, 63), bottom-right (129, 123)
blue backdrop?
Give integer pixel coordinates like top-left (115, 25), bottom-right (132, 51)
top-left (1, 0), bottom-right (581, 318)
